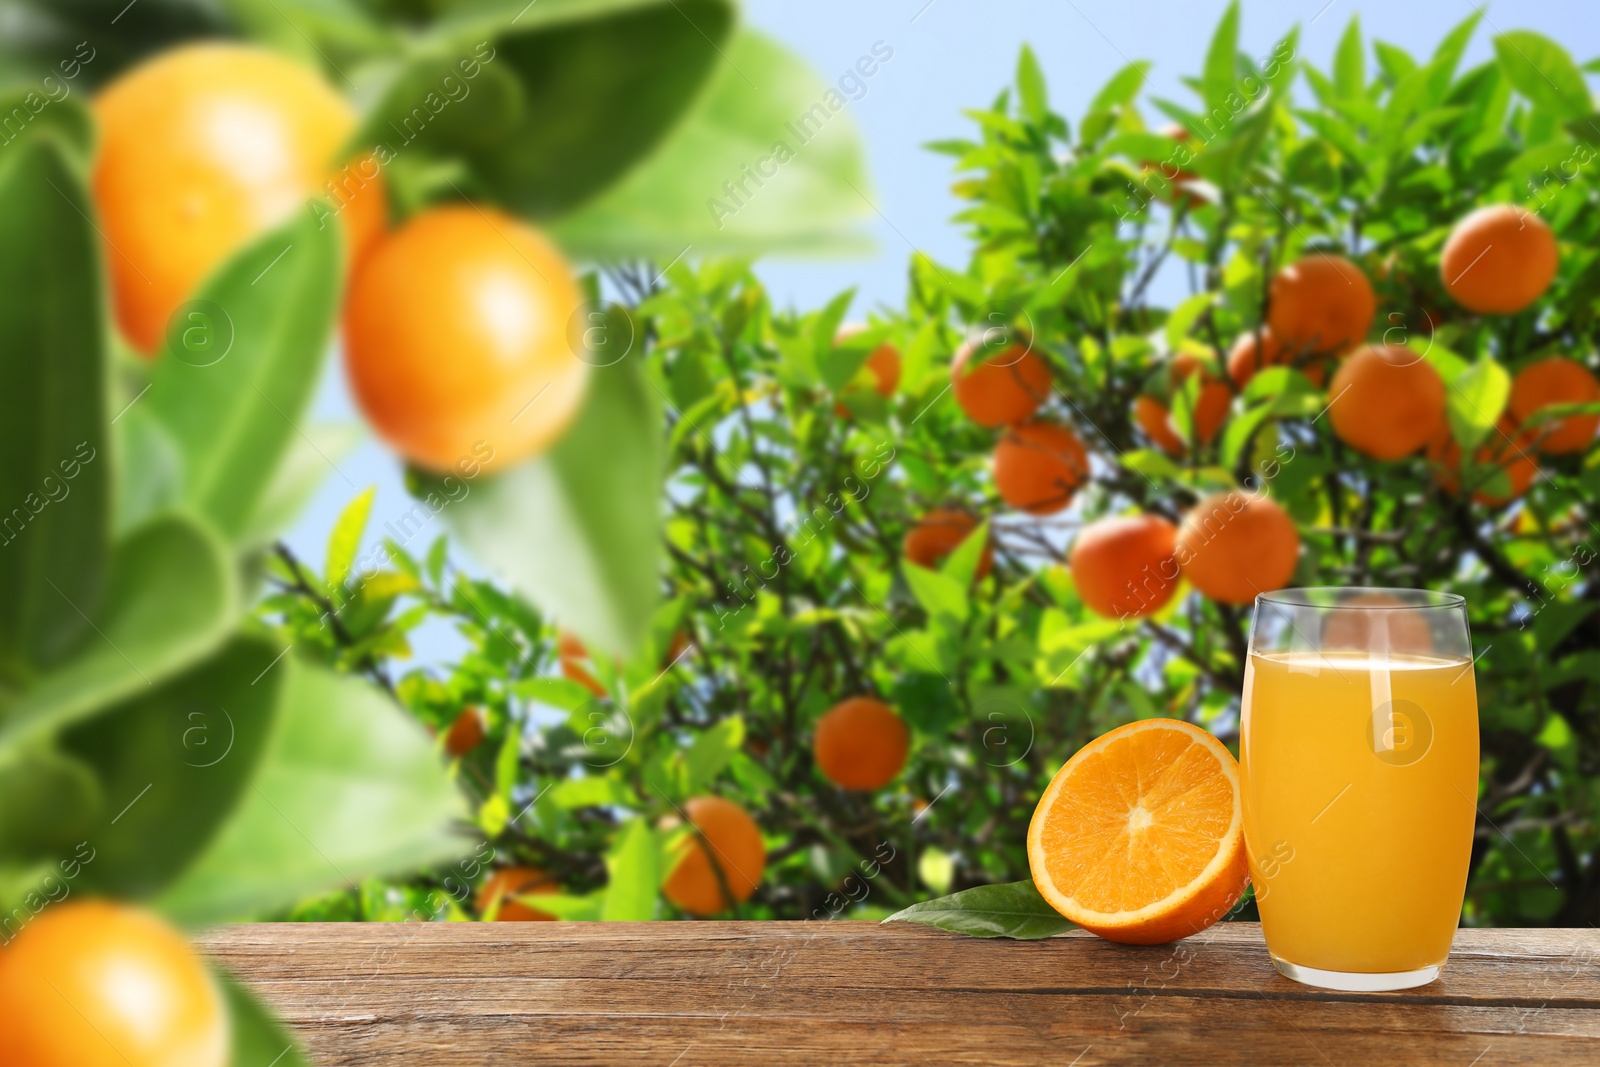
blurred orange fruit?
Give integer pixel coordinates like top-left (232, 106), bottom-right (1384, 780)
top-left (1028, 718), bottom-right (1248, 944)
top-left (1427, 419), bottom-right (1540, 506)
top-left (1137, 351), bottom-right (1230, 454)
top-left (1509, 357), bottom-right (1599, 455)
top-left (1227, 326), bottom-right (1330, 388)
top-left (1175, 491), bottom-right (1299, 605)
top-left (477, 867), bottom-right (558, 922)
top-left (1440, 205), bottom-right (1558, 315)
top-left (344, 205), bottom-right (587, 472)
top-left (1266, 253), bottom-right (1375, 354)
top-left (903, 508), bottom-right (993, 579)
top-left (834, 325), bottom-right (902, 416)
top-left (558, 632), bottom-right (607, 699)
top-left (93, 43), bottom-right (383, 353)
top-left (663, 797), bottom-right (767, 916)
top-left (951, 336), bottom-right (1052, 427)
top-left (0, 900), bottom-right (228, 1067)
top-left (814, 696), bottom-right (910, 790)
top-left (993, 420), bottom-right (1090, 515)
top-left (1326, 344), bottom-right (1447, 461)
top-left (1133, 394), bottom-right (1185, 454)
top-left (1069, 514), bottom-right (1180, 621)
top-left (444, 706), bottom-right (487, 757)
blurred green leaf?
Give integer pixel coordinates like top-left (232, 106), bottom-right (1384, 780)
top-left (601, 817), bottom-right (659, 921)
top-left (1493, 31), bottom-right (1590, 119)
top-left (145, 206), bottom-right (341, 543)
top-left (1334, 16), bottom-right (1366, 102)
top-left (0, 741), bottom-right (100, 858)
top-left (684, 715), bottom-right (744, 794)
top-left (62, 639), bottom-right (285, 900)
top-left (0, 514), bottom-right (237, 746)
top-left (1447, 359), bottom-right (1511, 451)
top-left (904, 561), bottom-right (969, 623)
top-left (1016, 44), bottom-right (1048, 126)
top-left (240, 423), bottom-right (363, 548)
top-left (552, 31), bottom-right (872, 256)
top-left (883, 880), bottom-right (1074, 939)
top-left (219, 970), bottom-right (311, 1067)
top-left (423, 357), bottom-right (664, 657)
top-left (156, 658), bottom-right (468, 922)
top-left (326, 487), bottom-right (376, 589)
top-left (0, 134), bottom-right (109, 676)
top-left (1202, 1), bottom-right (1240, 114)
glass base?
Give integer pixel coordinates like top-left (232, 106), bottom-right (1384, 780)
top-left (1272, 956), bottom-right (1442, 992)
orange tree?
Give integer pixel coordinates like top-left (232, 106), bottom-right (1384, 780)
top-left (0, 1), bottom-right (869, 1061)
top-left (265, 8), bottom-right (1600, 929)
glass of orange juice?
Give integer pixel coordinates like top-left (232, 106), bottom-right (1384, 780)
top-left (1241, 588), bottom-right (1478, 991)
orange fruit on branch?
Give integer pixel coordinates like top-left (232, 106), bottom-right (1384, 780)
top-left (1266, 253), bottom-right (1375, 354)
top-left (993, 419), bottom-right (1090, 515)
top-left (1069, 514), bottom-right (1180, 621)
top-left (903, 508), bottom-right (993, 579)
top-left (477, 867), bottom-right (559, 921)
top-left (834, 325), bottom-right (901, 416)
top-left (1028, 718), bottom-right (1247, 944)
top-left (1509, 357), bottom-right (1600, 455)
top-left (0, 900), bottom-right (228, 1067)
top-left (1326, 344), bottom-right (1447, 461)
top-left (814, 696), bottom-right (910, 791)
top-left (93, 43), bottom-right (384, 353)
top-left (444, 706), bottom-right (487, 757)
top-left (1440, 204), bottom-right (1558, 315)
top-left (1134, 394), bottom-right (1186, 454)
top-left (558, 631), bottom-right (607, 698)
top-left (951, 335), bottom-right (1052, 427)
top-left (1175, 491), bottom-right (1300, 605)
top-left (663, 797), bottom-right (767, 916)
top-left (1135, 351), bottom-right (1230, 453)
top-left (1426, 419), bottom-right (1540, 507)
top-left (344, 205), bottom-right (588, 473)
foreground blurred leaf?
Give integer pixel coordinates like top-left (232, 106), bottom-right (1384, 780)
top-left (393, 0), bottom-right (734, 218)
top-left (552, 31), bottom-right (872, 256)
top-left (422, 357), bottom-right (664, 656)
top-left (145, 206), bottom-right (341, 543)
top-left (0, 134), bottom-right (109, 676)
top-left (1492, 31), bottom-right (1590, 119)
top-left (0, 741), bottom-right (100, 859)
top-left (62, 639), bottom-right (286, 900)
top-left (156, 658), bottom-right (468, 922)
top-left (220, 971), bottom-right (311, 1067)
top-left (1447, 358), bottom-right (1511, 450)
top-left (601, 817), bottom-right (660, 921)
top-left (0, 514), bottom-right (237, 746)
top-left (882, 880), bottom-right (1076, 939)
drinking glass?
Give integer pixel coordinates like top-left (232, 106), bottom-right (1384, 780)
top-left (1241, 588), bottom-right (1478, 991)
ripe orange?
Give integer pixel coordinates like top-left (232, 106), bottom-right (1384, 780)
top-left (1028, 718), bottom-right (1248, 944)
top-left (345, 205), bottom-right (587, 473)
top-left (1175, 491), bottom-right (1300, 605)
top-left (834, 325), bottom-right (902, 416)
top-left (1509, 357), bottom-right (1600, 454)
top-left (1427, 419), bottom-right (1539, 506)
top-left (1134, 394), bottom-right (1186, 454)
top-left (558, 632), bottom-right (607, 698)
top-left (993, 420), bottom-right (1090, 515)
top-left (902, 508), bottom-right (993, 579)
top-left (814, 697), bottom-right (910, 790)
top-left (477, 867), bottom-right (559, 921)
top-left (1440, 205), bottom-right (1558, 315)
top-left (1326, 344), bottom-right (1447, 461)
top-left (444, 706), bottom-right (487, 757)
top-left (1266, 253), bottom-right (1375, 354)
top-left (1069, 514), bottom-right (1180, 621)
top-left (1226, 327), bottom-right (1330, 388)
top-left (0, 900), bottom-right (228, 1067)
top-left (93, 43), bottom-right (383, 353)
top-left (663, 797), bottom-right (767, 916)
top-left (951, 336), bottom-right (1052, 427)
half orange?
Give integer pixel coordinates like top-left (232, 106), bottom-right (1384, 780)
top-left (1027, 718), bottom-right (1248, 944)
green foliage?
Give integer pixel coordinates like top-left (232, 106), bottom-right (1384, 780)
top-left (269, 9), bottom-right (1600, 932)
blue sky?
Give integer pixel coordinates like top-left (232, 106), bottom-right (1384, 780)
top-left (282, 0), bottom-right (1600, 663)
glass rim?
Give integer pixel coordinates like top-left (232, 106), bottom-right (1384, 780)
top-left (1255, 587), bottom-right (1465, 611)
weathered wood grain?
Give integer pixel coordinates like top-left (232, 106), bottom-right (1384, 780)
top-left (200, 922), bottom-right (1600, 1066)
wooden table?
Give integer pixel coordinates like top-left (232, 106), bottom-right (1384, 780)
top-left (201, 922), bottom-right (1600, 1065)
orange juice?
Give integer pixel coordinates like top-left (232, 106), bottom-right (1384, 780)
top-left (1240, 650), bottom-right (1478, 974)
